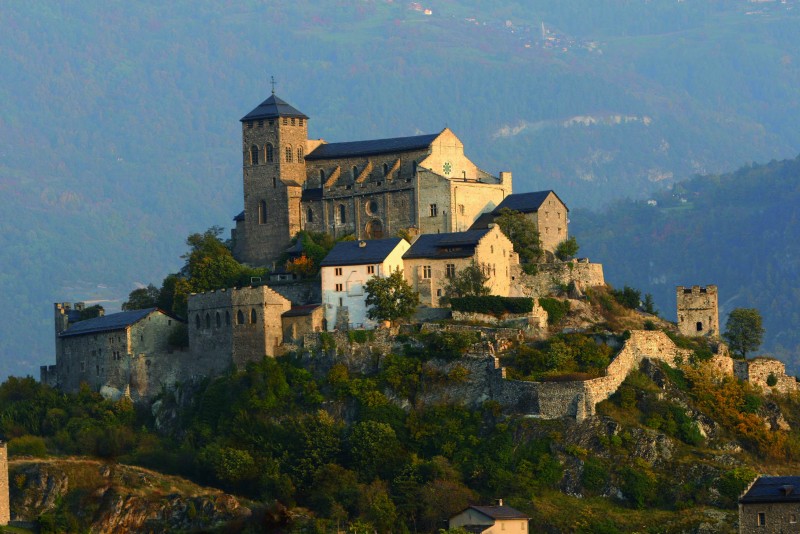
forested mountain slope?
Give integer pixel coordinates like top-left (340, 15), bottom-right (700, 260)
top-left (3, 1), bottom-right (800, 378)
top-left (575, 155), bottom-right (800, 372)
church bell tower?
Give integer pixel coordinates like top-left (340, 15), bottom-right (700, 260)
top-left (234, 91), bottom-right (309, 267)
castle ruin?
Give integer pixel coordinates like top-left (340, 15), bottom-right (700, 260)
top-left (676, 285), bottom-right (719, 338)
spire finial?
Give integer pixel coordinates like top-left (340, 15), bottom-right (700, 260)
top-left (271, 76), bottom-right (276, 95)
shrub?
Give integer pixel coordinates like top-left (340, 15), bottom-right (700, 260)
top-left (8, 434), bottom-right (47, 457)
top-left (538, 298), bottom-right (570, 325)
top-left (450, 296), bottom-right (534, 316)
top-left (611, 286), bottom-right (641, 309)
top-left (767, 373), bottom-right (778, 387)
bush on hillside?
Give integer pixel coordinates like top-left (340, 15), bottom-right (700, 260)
top-left (450, 296), bottom-right (534, 316)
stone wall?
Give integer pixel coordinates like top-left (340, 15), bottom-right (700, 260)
top-left (738, 358), bottom-right (799, 394)
top-left (451, 305), bottom-right (547, 330)
top-left (739, 501), bottom-right (800, 533)
top-left (0, 441), bottom-right (9, 526)
top-left (509, 260), bottom-right (605, 298)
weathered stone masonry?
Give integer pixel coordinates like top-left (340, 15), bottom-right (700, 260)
top-left (0, 441), bottom-right (10, 526)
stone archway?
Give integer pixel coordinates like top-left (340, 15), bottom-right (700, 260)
top-left (366, 219), bottom-right (384, 239)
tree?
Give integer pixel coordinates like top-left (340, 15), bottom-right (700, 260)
top-left (554, 236), bottom-right (579, 261)
top-left (493, 208), bottom-right (543, 266)
top-left (365, 270), bottom-right (419, 325)
top-left (122, 284), bottom-right (160, 310)
top-left (444, 260), bottom-right (490, 300)
top-left (723, 308), bottom-right (765, 359)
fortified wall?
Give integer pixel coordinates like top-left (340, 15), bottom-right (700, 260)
top-left (509, 259), bottom-right (605, 298)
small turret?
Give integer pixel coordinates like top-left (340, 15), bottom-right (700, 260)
top-left (676, 285), bottom-right (720, 337)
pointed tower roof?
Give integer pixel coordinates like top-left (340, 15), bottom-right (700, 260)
top-left (240, 94), bottom-right (309, 122)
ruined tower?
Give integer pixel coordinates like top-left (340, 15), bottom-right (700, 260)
top-left (676, 285), bottom-right (719, 337)
top-left (0, 441), bottom-right (10, 526)
top-left (233, 93), bottom-right (309, 267)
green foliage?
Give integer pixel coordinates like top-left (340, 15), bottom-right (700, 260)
top-left (494, 208), bottom-right (542, 264)
top-left (539, 297), bottom-right (571, 325)
top-left (581, 457), bottom-right (609, 494)
top-left (168, 322), bottom-right (189, 348)
top-left (450, 296), bottom-right (534, 316)
top-left (723, 308), bottom-right (765, 359)
top-left (348, 329), bottom-right (374, 344)
top-left (767, 373), bottom-right (778, 387)
top-left (717, 467), bottom-right (757, 505)
top-left (122, 284), bottom-right (160, 311)
top-left (77, 305), bottom-right (104, 321)
top-left (418, 330), bottom-right (480, 361)
top-left (8, 434), bottom-right (48, 457)
top-left (365, 270), bottom-right (419, 325)
top-left (443, 260), bottom-right (490, 300)
top-left (503, 333), bottom-right (614, 380)
top-left (642, 293), bottom-right (658, 316)
top-left (620, 461), bottom-right (657, 509)
top-left (611, 286), bottom-right (641, 309)
top-left (555, 236), bottom-right (580, 261)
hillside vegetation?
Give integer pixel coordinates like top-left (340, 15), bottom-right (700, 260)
top-left (3, 293), bottom-right (800, 532)
top-left (4, 0), bottom-right (800, 379)
top-left (575, 154), bottom-right (800, 373)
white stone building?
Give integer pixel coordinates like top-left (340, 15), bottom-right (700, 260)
top-left (320, 238), bottom-right (410, 330)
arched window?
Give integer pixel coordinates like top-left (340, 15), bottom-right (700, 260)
top-left (216, 312), bottom-right (221, 328)
top-left (273, 176), bottom-right (277, 188)
top-left (250, 308), bottom-right (257, 323)
top-left (237, 310), bottom-right (245, 325)
top-left (352, 166), bottom-right (358, 180)
top-left (285, 146), bottom-right (293, 163)
top-left (412, 161), bottom-right (418, 174)
top-left (307, 208), bottom-right (314, 223)
top-left (319, 169), bottom-right (325, 182)
top-left (258, 200), bottom-right (267, 224)
top-left (297, 146), bottom-right (303, 161)
top-left (266, 143), bottom-right (274, 163)
top-left (338, 204), bottom-right (346, 224)
top-left (250, 145), bottom-right (259, 165)
top-left (195, 314), bottom-right (201, 329)
top-left (383, 163), bottom-right (389, 176)
top-left (225, 311), bottom-right (231, 326)
top-left (205, 313), bottom-right (211, 329)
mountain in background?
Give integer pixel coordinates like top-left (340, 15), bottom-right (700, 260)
top-left (575, 155), bottom-right (800, 373)
top-left (2, 0), bottom-right (800, 379)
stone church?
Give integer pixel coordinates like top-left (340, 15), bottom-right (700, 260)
top-left (231, 93), bottom-right (513, 268)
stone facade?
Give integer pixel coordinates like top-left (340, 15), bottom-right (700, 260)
top-left (508, 259), bottom-right (605, 298)
top-left (282, 305), bottom-right (325, 343)
top-left (187, 285), bottom-right (292, 368)
top-left (403, 225), bottom-right (519, 307)
top-left (677, 285), bottom-right (720, 338)
top-left (231, 94), bottom-right (512, 268)
top-left (739, 476), bottom-right (800, 533)
top-left (44, 304), bottom-right (187, 402)
top-left (0, 441), bottom-right (8, 526)
top-left (735, 357), bottom-right (798, 395)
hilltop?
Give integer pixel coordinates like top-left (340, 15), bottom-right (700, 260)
top-left (3, 288), bottom-right (800, 532)
top-left (4, 0), bottom-right (800, 379)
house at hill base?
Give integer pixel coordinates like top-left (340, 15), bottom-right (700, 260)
top-left (739, 475), bottom-right (800, 533)
top-left (449, 499), bottom-right (530, 533)
top-left (320, 237), bottom-right (410, 331)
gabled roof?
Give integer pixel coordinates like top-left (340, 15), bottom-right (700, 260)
top-left (282, 304), bottom-right (322, 318)
top-left (306, 132), bottom-right (439, 161)
top-left (403, 229), bottom-right (490, 260)
top-left (493, 190), bottom-right (568, 214)
top-left (740, 476), bottom-right (800, 504)
top-left (468, 212), bottom-right (496, 231)
top-left (320, 238), bottom-right (406, 267)
top-left (467, 504), bottom-right (529, 520)
top-left (240, 94), bottom-right (309, 122)
top-left (59, 308), bottom-right (160, 338)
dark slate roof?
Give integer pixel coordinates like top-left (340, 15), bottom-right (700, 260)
top-left (320, 238), bottom-right (405, 267)
top-left (492, 190), bottom-right (568, 214)
top-left (301, 187), bottom-right (323, 202)
top-left (234, 210), bottom-right (245, 222)
top-left (467, 504), bottom-right (529, 520)
top-left (468, 212), bottom-right (496, 231)
top-left (305, 133), bottom-right (439, 161)
top-left (740, 476), bottom-right (800, 504)
top-left (282, 304), bottom-right (322, 318)
top-left (403, 229), bottom-right (490, 260)
top-left (240, 94), bottom-right (308, 122)
top-left (59, 308), bottom-right (157, 338)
